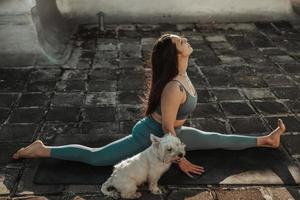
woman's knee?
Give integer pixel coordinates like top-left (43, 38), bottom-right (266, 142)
top-left (176, 126), bottom-right (222, 148)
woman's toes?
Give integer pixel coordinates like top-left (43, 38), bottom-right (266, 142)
top-left (13, 153), bottom-right (19, 159)
top-left (278, 119), bottom-right (282, 127)
top-left (12, 153), bottom-right (18, 159)
top-left (278, 119), bottom-right (286, 132)
top-left (13, 148), bottom-right (24, 159)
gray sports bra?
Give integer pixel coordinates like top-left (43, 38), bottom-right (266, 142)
top-left (153, 79), bottom-right (198, 120)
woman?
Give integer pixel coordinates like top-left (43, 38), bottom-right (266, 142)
top-left (13, 33), bottom-right (286, 178)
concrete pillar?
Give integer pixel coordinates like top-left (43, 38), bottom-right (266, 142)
top-left (291, 0), bottom-right (300, 15)
top-left (33, 0), bottom-right (75, 64)
top-left (0, 0), bottom-right (74, 66)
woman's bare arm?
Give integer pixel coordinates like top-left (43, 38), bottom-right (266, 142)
top-left (160, 81), bottom-right (205, 176)
top-left (160, 81), bottom-right (184, 136)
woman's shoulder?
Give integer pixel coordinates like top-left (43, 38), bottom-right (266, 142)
top-left (163, 79), bottom-right (185, 95)
top-left (167, 79), bottom-right (185, 93)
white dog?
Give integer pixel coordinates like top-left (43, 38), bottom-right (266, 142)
top-left (101, 133), bottom-right (186, 199)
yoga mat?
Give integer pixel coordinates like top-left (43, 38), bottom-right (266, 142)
top-left (33, 147), bottom-right (300, 185)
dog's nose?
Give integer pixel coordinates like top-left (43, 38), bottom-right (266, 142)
top-left (178, 153), bottom-right (183, 158)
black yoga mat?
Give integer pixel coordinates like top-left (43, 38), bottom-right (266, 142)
top-left (33, 147), bottom-right (300, 185)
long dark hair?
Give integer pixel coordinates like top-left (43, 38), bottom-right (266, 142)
top-left (140, 33), bottom-right (179, 116)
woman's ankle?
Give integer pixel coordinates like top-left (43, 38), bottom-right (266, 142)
top-left (41, 146), bottom-right (51, 157)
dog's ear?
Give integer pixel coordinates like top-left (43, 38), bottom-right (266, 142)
top-left (150, 133), bottom-right (161, 144)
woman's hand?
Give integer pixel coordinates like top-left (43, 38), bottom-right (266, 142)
top-left (178, 157), bottom-right (205, 178)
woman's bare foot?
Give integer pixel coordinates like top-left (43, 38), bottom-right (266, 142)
top-left (263, 118), bottom-right (286, 148)
top-left (12, 140), bottom-right (48, 159)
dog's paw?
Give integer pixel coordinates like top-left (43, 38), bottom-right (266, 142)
top-left (133, 192), bottom-right (142, 199)
top-left (110, 191), bottom-right (120, 199)
top-left (150, 186), bottom-right (163, 195)
top-left (158, 185), bottom-right (169, 194)
top-left (122, 192), bottom-right (142, 199)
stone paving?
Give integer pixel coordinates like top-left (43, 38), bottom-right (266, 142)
top-left (1, 21), bottom-right (300, 199)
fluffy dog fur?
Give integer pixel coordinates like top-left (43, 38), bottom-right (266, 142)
top-left (101, 133), bottom-right (186, 199)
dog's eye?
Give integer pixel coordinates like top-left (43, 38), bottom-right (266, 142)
top-left (167, 147), bottom-right (172, 152)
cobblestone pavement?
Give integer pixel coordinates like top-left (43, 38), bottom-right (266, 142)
top-left (1, 21), bottom-right (300, 199)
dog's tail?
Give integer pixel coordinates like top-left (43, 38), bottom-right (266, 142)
top-left (101, 177), bottom-right (120, 199)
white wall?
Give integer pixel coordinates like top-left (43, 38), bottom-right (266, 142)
top-left (0, 0), bottom-right (299, 67)
top-left (56, 0), bottom-right (299, 23)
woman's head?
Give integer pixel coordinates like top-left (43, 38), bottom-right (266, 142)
top-left (150, 33), bottom-right (193, 82)
top-left (169, 34), bottom-right (193, 58)
top-left (141, 33), bottom-right (193, 116)
top-left (151, 34), bottom-right (193, 80)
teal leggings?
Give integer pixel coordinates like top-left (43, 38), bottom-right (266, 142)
top-left (50, 115), bottom-right (257, 166)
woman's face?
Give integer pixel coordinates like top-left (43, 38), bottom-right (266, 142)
top-left (170, 34), bottom-right (193, 57)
